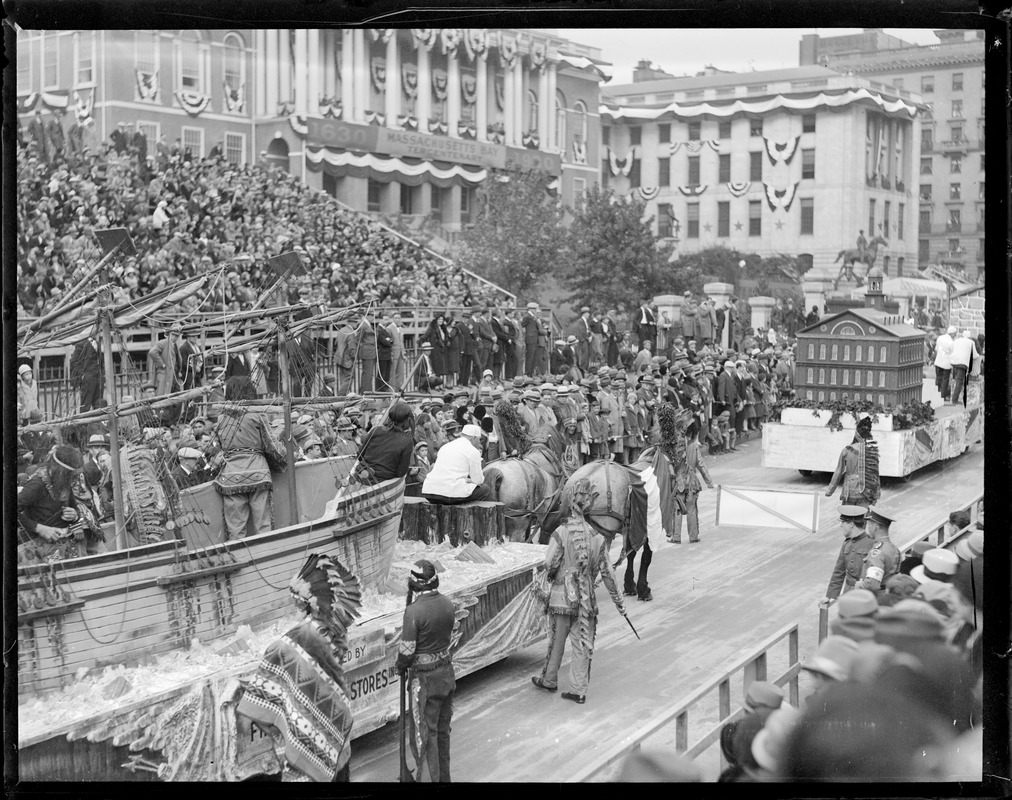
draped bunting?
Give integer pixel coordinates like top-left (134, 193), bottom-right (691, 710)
top-left (608, 146), bottom-right (636, 177)
top-left (602, 87), bottom-right (920, 122)
top-left (306, 147), bottom-right (487, 188)
top-left (429, 119), bottom-right (448, 135)
top-left (522, 131), bottom-right (540, 149)
top-left (763, 182), bottom-right (779, 212)
top-left (432, 69), bottom-right (448, 101)
top-left (73, 88), bottom-right (94, 125)
top-left (411, 29), bottom-right (437, 51)
top-left (364, 110), bottom-right (387, 127)
top-left (368, 29), bottom-right (394, 44)
top-left (40, 89), bottom-right (70, 110)
top-left (677, 185), bottom-right (708, 197)
top-left (289, 113), bottom-right (308, 137)
top-left (136, 69), bottom-right (159, 101)
top-left (440, 28), bottom-right (461, 57)
top-left (223, 81), bottom-right (245, 112)
top-left (763, 135), bottom-right (800, 166)
top-left (762, 181), bottom-right (800, 212)
top-left (461, 73), bottom-right (478, 106)
top-left (402, 62), bottom-right (418, 99)
top-left (494, 76), bottom-right (505, 111)
top-left (370, 58), bottom-right (387, 94)
top-left (463, 29), bottom-right (489, 62)
top-left (638, 186), bottom-right (660, 201)
top-left (555, 53), bottom-right (612, 82)
top-left (572, 139), bottom-right (587, 165)
top-left (175, 90), bottom-right (210, 116)
top-left (781, 182), bottom-right (800, 212)
top-left (529, 40), bottom-right (547, 70)
top-left (17, 93), bottom-right (39, 114)
top-left (318, 98), bottom-right (342, 119)
top-left (458, 120), bottom-right (477, 139)
top-left (727, 181), bottom-right (752, 197)
top-left (497, 32), bottom-right (518, 68)
top-left (397, 114), bottom-right (419, 130)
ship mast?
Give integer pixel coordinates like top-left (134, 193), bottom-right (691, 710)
top-left (276, 315), bottom-right (299, 527)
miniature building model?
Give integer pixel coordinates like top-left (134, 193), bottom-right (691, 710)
top-left (795, 269), bottom-right (925, 407)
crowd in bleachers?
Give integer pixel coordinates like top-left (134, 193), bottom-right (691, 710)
top-left (16, 113), bottom-right (501, 319)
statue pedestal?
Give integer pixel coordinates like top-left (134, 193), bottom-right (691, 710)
top-left (802, 279), bottom-right (833, 322)
top-left (653, 294), bottom-right (684, 338)
top-left (747, 296), bottom-right (775, 332)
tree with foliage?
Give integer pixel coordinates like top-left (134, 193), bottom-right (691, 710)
top-left (666, 246), bottom-right (801, 294)
top-left (453, 166), bottom-right (568, 299)
top-left (561, 186), bottom-right (672, 312)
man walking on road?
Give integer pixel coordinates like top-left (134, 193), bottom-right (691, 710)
top-left (933, 325), bottom-right (956, 399)
top-left (826, 417), bottom-right (880, 507)
top-left (531, 480), bottom-right (628, 704)
top-left (821, 505), bottom-right (876, 604)
top-left (855, 506), bottom-right (901, 594)
top-left (397, 559), bottom-right (456, 783)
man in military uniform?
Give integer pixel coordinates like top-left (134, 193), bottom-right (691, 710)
top-left (855, 506), bottom-right (901, 593)
top-left (821, 505), bottom-right (875, 605)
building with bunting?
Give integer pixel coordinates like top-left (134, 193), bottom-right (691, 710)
top-left (799, 29), bottom-right (986, 280)
top-left (599, 64), bottom-right (924, 291)
top-left (15, 28), bottom-right (608, 246)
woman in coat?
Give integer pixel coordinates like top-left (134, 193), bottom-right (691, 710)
top-left (423, 314), bottom-right (449, 378)
top-left (444, 312), bottom-right (461, 385)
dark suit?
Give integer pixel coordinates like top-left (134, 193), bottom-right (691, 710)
top-left (457, 319), bottom-right (478, 385)
top-left (69, 338), bottom-right (103, 411)
top-left (416, 352), bottom-right (443, 391)
top-left (521, 313), bottom-right (541, 375)
top-left (550, 346), bottom-right (573, 375)
top-left (633, 306), bottom-right (657, 351)
top-left (376, 325), bottom-right (394, 390)
top-left (601, 317), bottom-right (620, 367)
top-left (575, 315), bottom-right (593, 372)
top-left (491, 316), bottom-right (509, 377)
top-left (475, 315), bottom-right (495, 375)
top-left (501, 317), bottom-right (519, 379)
top-left (286, 335), bottom-right (317, 396)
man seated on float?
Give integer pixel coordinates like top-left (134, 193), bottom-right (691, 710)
top-left (421, 424), bottom-right (493, 505)
top-left (353, 401), bottom-right (415, 484)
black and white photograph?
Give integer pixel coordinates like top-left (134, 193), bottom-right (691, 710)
top-left (6, 5), bottom-right (1006, 791)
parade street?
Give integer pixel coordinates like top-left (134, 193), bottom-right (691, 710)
top-left (350, 433), bottom-right (984, 782)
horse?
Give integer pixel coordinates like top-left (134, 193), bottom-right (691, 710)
top-left (482, 424), bottom-right (571, 542)
top-left (541, 445), bottom-right (684, 602)
top-left (833, 235), bottom-right (888, 289)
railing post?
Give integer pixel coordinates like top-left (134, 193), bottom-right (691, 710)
top-left (818, 603), bottom-right (829, 643)
top-left (718, 678), bottom-right (731, 773)
top-left (675, 710), bottom-right (688, 752)
top-left (788, 627), bottom-right (800, 707)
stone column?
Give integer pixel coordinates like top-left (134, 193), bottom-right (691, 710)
top-left (353, 29), bottom-right (368, 121)
top-left (537, 62), bottom-right (549, 145)
top-left (475, 56), bottom-right (488, 141)
top-left (322, 31), bottom-right (334, 100)
top-left (341, 31), bottom-right (354, 119)
top-left (802, 279), bottom-right (831, 319)
top-left (385, 33), bottom-right (399, 125)
top-left (704, 282), bottom-right (735, 350)
top-left (417, 44), bottom-right (431, 133)
top-left (546, 61), bottom-right (558, 150)
top-left (279, 29), bottom-right (291, 106)
top-left (747, 296), bottom-right (775, 332)
top-left (447, 50), bottom-right (460, 136)
top-left (265, 30), bottom-right (279, 114)
top-left (503, 60), bottom-right (514, 145)
top-left (255, 30), bottom-right (267, 117)
top-left (307, 29), bottom-right (321, 116)
top-left (513, 59), bottom-right (524, 144)
top-left (293, 29), bottom-right (308, 114)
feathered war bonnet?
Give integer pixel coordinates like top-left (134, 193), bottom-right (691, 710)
top-left (289, 553), bottom-right (362, 652)
top-left (493, 398), bottom-right (531, 456)
top-left (656, 402), bottom-right (691, 464)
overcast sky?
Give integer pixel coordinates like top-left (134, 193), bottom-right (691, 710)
top-left (555, 29), bottom-right (942, 85)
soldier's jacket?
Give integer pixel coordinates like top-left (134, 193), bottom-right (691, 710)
top-left (856, 538), bottom-right (901, 592)
top-left (826, 533), bottom-right (874, 599)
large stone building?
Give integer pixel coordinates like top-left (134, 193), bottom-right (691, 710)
top-left (599, 65), bottom-right (924, 294)
top-left (15, 28), bottom-right (608, 245)
top-left (799, 28), bottom-right (986, 280)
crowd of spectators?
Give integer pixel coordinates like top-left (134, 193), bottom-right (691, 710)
top-left (16, 112), bottom-right (504, 320)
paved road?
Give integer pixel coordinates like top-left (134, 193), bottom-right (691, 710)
top-left (349, 429), bottom-right (984, 783)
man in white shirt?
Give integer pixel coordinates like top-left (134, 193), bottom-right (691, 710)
top-left (422, 424), bottom-right (492, 504)
top-left (948, 329), bottom-right (978, 406)
top-left (933, 325), bottom-right (956, 400)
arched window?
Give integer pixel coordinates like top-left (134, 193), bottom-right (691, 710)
top-left (855, 345), bottom-right (863, 362)
top-left (842, 392), bottom-right (849, 402)
top-left (878, 394), bottom-right (885, 405)
top-left (806, 390), bottom-right (814, 400)
top-left (223, 32), bottom-right (245, 112)
top-left (818, 368), bottom-right (825, 384)
top-left (878, 371), bottom-right (886, 387)
top-left (573, 100), bottom-right (588, 146)
top-left (842, 369), bottom-right (849, 385)
top-left (831, 344), bottom-right (838, 360)
top-left (866, 370), bottom-right (873, 387)
top-left (527, 90), bottom-right (538, 133)
top-left (866, 393), bottom-right (873, 402)
top-left (806, 368), bottom-right (814, 384)
top-left (819, 343), bottom-right (826, 360)
top-left (854, 369), bottom-right (861, 385)
top-left (555, 90), bottom-right (566, 151)
top-left (818, 391), bottom-right (825, 402)
top-left (867, 346), bottom-right (875, 363)
top-left (830, 369), bottom-right (837, 383)
top-left (830, 391), bottom-right (837, 401)
top-left (843, 344), bottom-right (851, 361)
top-left (798, 253), bottom-right (813, 273)
top-left (807, 344), bottom-right (815, 359)
top-left (179, 30), bottom-right (204, 93)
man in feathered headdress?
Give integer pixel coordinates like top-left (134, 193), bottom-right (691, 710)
top-left (237, 553), bottom-right (362, 782)
top-left (826, 416), bottom-right (880, 508)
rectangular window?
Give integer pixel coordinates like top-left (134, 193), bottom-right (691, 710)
top-left (831, 345), bottom-right (839, 360)
top-left (880, 346), bottom-right (888, 363)
top-left (748, 200), bottom-right (761, 236)
top-left (658, 123), bottom-right (670, 143)
top-left (657, 204), bottom-right (672, 238)
top-left (460, 187), bottom-right (474, 223)
top-left (979, 153), bottom-right (985, 171)
top-left (898, 203), bottom-right (905, 239)
top-left (883, 201), bottom-right (891, 234)
top-left (951, 100), bottom-right (962, 118)
top-left (921, 75), bottom-right (934, 93)
top-left (920, 157), bottom-right (932, 175)
top-left (400, 184), bottom-right (415, 214)
top-left (43, 32), bottom-right (59, 88)
top-left (950, 124), bottom-right (963, 142)
top-left (718, 120), bottom-right (731, 139)
top-left (952, 72), bottom-right (963, 91)
top-left (138, 122), bottom-right (159, 156)
top-left (830, 369), bottom-right (837, 384)
top-left (922, 128), bottom-right (933, 149)
top-left (950, 156), bottom-right (961, 173)
top-left (800, 198), bottom-right (814, 235)
top-left (136, 31), bottom-right (159, 75)
top-left (750, 118), bottom-right (763, 137)
top-left (688, 122), bottom-right (700, 141)
top-left (842, 369), bottom-right (849, 385)
top-left (718, 154), bottom-right (730, 183)
top-left (17, 36), bottom-right (32, 90)
top-left (950, 183), bottom-right (961, 200)
top-left (629, 126), bottom-right (641, 145)
top-left (919, 239), bottom-right (930, 262)
top-left (819, 344), bottom-right (827, 360)
top-left (573, 177), bottom-right (587, 208)
top-left (947, 209), bottom-right (961, 232)
top-left (801, 149), bottom-right (815, 180)
top-left (687, 203), bottom-right (700, 238)
top-left (224, 132), bottom-right (245, 165)
top-left (802, 113), bottom-right (816, 133)
top-left (868, 199), bottom-right (876, 237)
top-left (750, 152), bottom-right (762, 182)
top-left (920, 183), bottom-right (932, 200)
top-left (602, 127), bottom-right (610, 146)
top-left (948, 237), bottom-right (960, 254)
top-left (601, 160), bottom-right (610, 188)
top-left (181, 126), bottom-right (204, 159)
top-left (367, 179), bottom-right (382, 212)
top-left (658, 157), bottom-right (670, 187)
top-left (717, 201), bottom-right (730, 237)
top-left (629, 159), bottom-right (641, 189)
top-left (77, 31), bottom-right (95, 84)
top-left (431, 185), bottom-right (443, 212)
top-left (688, 156), bottom-right (700, 186)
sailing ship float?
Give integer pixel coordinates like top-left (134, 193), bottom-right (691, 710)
top-left (16, 232), bottom-right (547, 781)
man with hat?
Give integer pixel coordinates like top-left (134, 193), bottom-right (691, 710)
top-left (521, 303), bottom-right (542, 376)
top-left (821, 505), bottom-right (876, 605)
top-left (800, 635), bottom-right (860, 701)
top-left (933, 325), bottom-right (956, 400)
top-left (417, 341), bottom-right (443, 391)
top-left (396, 559), bottom-right (457, 782)
top-left (952, 531), bottom-right (983, 614)
top-left (354, 401), bottom-right (415, 485)
top-left (456, 308), bottom-right (479, 387)
top-left (173, 446), bottom-right (207, 489)
top-left (910, 548), bottom-right (960, 587)
top-left (601, 309), bottom-right (620, 368)
top-left (550, 338), bottom-right (571, 376)
top-left (575, 306), bottom-right (593, 373)
top-left (744, 681), bottom-right (784, 714)
top-left (829, 588), bottom-right (879, 642)
top-left (855, 506), bottom-right (901, 593)
top-left (518, 388), bottom-right (541, 434)
top-left (319, 373), bottom-right (338, 398)
top-left (826, 416), bottom-right (880, 508)
top-left (715, 360), bottom-right (739, 452)
top-left (595, 370), bottom-right (624, 460)
top-left (474, 306), bottom-right (496, 379)
top-left (331, 417), bottom-right (360, 457)
top-left (422, 424), bottom-right (492, 504)
top-left (17, 363), bottom-right (39, 426)
top-left (69, 329), bottom-right (104, 412)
